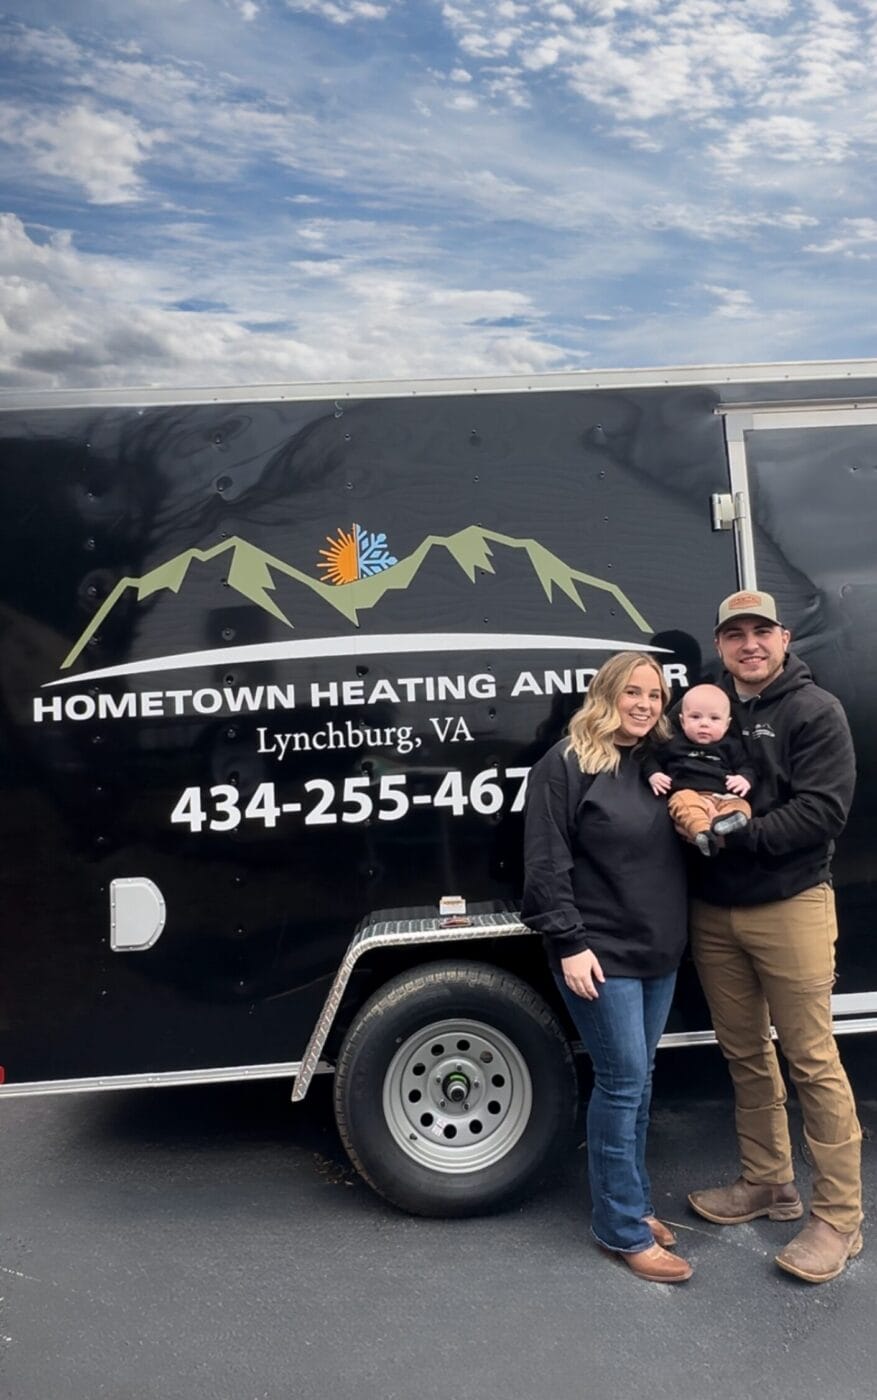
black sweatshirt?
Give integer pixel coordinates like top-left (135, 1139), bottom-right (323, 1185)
top-left (691, 652), bottom-right (856, 907)
top-left (641, 729), bottom-right (755, 795)
top-left (521, 741), bottom-right (687, 977)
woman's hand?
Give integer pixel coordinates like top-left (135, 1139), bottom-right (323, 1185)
top-left (561, 948), bottom-right (605, 1000)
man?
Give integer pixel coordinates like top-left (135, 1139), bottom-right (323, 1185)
top-left (686, 589), bottom-right (862, 1284)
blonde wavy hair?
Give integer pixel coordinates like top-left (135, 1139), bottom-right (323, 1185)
top-left (566, 652), bottom-right (671, 775)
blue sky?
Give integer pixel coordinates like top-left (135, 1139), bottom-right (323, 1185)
top-left (1, 0), bottom-right (876, 388)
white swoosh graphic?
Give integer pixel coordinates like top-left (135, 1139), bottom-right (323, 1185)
top-left (46, 632), bottom-right (666, 688)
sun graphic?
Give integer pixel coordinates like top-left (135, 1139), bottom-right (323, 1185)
top-left (318, 524), bottom-right (398, 586)
top-left (318, 524), bottom-right (360, 585)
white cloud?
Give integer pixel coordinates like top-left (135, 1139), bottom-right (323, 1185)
top-left (709, 114), bottom-right (850, 174)
top-left (2, 10), bottom-right (855, 244)
top-left (292, 258), bottom-right (346, 275)
top-left (700, 283), bottom-right (755, 319)
top-left (4, 5), bottom-right (877, 391)
top-left (482, 67), bottom-right (531, 107)
top-left (759, 0), bottom-right (864, 106)
top-left (0, 215), bottom-right (573, 388)
top-left (1, 20), bottom-right (84, 70)
top-left (805, 217), bottom-right (877, 258)
top-left (644, 202), bottom-right (819, 240)
top-left (431, 0), bottom-right (875, 193)
top-left (610, 125), bottom-right (662, 152)
top-left (447, 91), bottom-right (479, 110)
top-left (437, 2), bottom-right (782, 123)
top-left (285, 0), bottom-right (392, 23)
top-left (0, 101), bottom-right (165, 203)
top-left (424, 286), bottom-right (532, 314)
top-left (520, 36), bottom-right (566, 70)
top-left (296, 222), bottom-right (329, 245)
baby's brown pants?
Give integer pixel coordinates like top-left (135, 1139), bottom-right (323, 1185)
top-left (668, 788), bottom-right (751, 841)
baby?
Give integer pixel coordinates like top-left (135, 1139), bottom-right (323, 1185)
top-left (642, 683), bottom-right (755, 856)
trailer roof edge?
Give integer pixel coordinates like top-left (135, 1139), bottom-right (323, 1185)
top-left (4, 357), bottom-right (877, 410)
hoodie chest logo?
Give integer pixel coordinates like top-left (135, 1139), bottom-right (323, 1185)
top-left (742, 722), bottom-right (776, 741)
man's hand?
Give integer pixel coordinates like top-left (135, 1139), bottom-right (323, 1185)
top-left (649, 772), bottom-right (672, 796)
top-left (560, 948), bottom-right (606, 1000)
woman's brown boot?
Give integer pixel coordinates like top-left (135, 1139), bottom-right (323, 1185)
top-left (615, 1243), bottom-right (693, 1284)
top-left (643, 1215), bottom-right (678, 1248)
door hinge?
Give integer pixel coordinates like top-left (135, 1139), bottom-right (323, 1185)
top-left (710, 491), bottom-right (746, 532)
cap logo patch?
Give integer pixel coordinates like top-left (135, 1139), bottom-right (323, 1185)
top-left (729, 592), bottom-right (763, 611)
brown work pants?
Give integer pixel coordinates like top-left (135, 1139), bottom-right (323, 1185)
top-left (668, 788), bottom-right (751, 841)
top-left (690, 886), bottom-right (862, 1233)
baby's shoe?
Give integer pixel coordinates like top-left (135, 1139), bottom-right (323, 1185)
top-left (712, 810), bottom-right (749, 839)
top-left (694, 832), bottom-right (714, 857)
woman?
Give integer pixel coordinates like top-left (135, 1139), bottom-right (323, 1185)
top-left (521, 652), bottom-right (691, 1284)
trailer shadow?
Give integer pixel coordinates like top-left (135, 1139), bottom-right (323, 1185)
top-left (69, 1037), bottom-right (874, 1236)
top-left (83, 1050), bottom-right (733, 1160)
top-left (72, 1070), bottom-right (586, 1230)
top-left (86, 1075), bottom-right (345, 1158)
top-left (70, 1042), bottom-right (758, 1171)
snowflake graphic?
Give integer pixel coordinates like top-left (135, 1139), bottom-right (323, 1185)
top-left (318, 523), bottom-right (398, 584)
top-left (355, 526), bottom-right (398, 577)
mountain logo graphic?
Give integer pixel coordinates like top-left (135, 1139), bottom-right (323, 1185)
top-left (60, 525), bottom-right (651, 672)
top-left (318, 524), bottom-right (398, 585)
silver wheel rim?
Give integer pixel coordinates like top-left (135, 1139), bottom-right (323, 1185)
top-left (382, 1017), bottom-right (533, 1173)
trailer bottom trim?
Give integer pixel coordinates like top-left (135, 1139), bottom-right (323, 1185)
top-left (0, 1060), bottom-right (332, 1098)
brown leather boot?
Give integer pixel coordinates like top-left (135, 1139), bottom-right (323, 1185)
top-left (643, 1215), bottom-right (677, 1248)
top-left (688, 1177), bottom-right (803, 1224)
top-left (617, 1242), bottom-right (692, 1284)
top-left (775, 1215), bottom-right (863, 1283)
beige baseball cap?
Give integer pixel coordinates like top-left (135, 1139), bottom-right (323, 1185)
top-left (715, 589), bottom-right (781, 632)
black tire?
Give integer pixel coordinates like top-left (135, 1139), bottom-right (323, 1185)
top-left (333, 960), bottom-right (577, 1217)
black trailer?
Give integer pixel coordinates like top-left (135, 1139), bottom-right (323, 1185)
top-left (2, 360), bottom-right (876, 1214)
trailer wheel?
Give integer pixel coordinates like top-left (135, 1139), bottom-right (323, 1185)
top-left (333, 961), bottom-right (577, 1217)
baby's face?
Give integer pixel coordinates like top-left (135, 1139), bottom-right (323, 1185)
top-left (680, 695), bottom-right (731, 745)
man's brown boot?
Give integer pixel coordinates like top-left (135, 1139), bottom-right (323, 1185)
top-left (688, 1177), bottom-right (803, 1224)
top-left (775, 1215), bottom-right (863, 1283)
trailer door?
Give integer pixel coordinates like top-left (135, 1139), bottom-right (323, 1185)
top-left (720, 404), bottom-right (877, 1033)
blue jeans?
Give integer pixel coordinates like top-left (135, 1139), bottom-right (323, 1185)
top-left (556, 970), bottom-right (677, 1253)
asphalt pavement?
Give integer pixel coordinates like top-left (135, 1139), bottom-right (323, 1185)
top-left (1, 1039), bottom-right (875, 1400)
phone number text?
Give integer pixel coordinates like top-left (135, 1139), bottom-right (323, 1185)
top-left (170, 768), bottom-right (531, 832)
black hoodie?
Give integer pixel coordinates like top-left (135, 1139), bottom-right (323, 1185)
top-left (691, 651), bottom-right (856, 907)
top-left (521, 741), bottom-right (687, 976)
